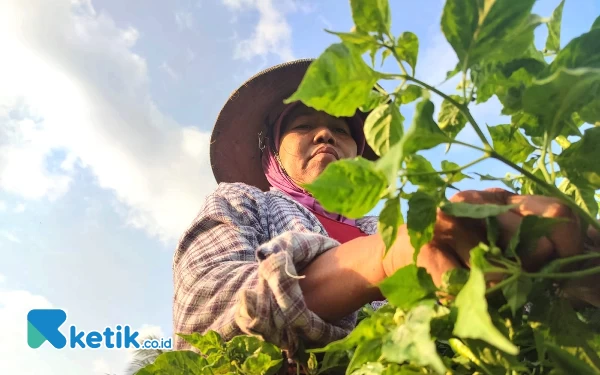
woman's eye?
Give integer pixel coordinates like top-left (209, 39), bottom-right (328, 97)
top-left (335, 127), bottom-right (349, 134)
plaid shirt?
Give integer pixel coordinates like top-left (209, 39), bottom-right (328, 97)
top-left (172, 182), bottom-right (387, 355)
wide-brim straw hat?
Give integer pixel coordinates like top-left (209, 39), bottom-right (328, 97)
top-left (210, 58), bottom-right (378, 191)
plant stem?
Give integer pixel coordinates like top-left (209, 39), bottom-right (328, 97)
top-left (402, 155), bottom-right (488, 178)
top-left (449, 139), bottom-right (489, 154)
top-left (380, 72), bottom-right (600, 231)
top-left (486, 274), bottom-right (518, 295)
top-left (525, 265), bottom-right (600, 279)
top-left (491, 151), bottom-right (600, 231)
top-left (462, 71), bottom-right (468, 102)
top-left (539, 133), bottom-right (553, 184)
top-left (383, 43), bottom-right (409, 76)
top-left (544, 252), bottom-right (600, 269)
top-left (549, 150), bottom-right (557, 182)
top-left (385, 73), bottom-right (492, 149)
top-left (374, 83), bottom-right (388, 96)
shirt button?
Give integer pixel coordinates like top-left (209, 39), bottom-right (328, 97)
top-left (313, 226), bottom-right (321, 233)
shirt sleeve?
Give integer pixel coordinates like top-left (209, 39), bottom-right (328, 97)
top-left (172, 184), bottom-right (358, 356)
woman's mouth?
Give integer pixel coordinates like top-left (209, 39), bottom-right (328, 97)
top-left (312, 146), bottom-right (339, 160)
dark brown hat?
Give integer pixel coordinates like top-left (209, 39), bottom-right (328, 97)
top-left (210, 58), bottom-right (378, 191)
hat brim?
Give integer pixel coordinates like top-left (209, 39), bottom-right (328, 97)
top-left (210, 59), bottom-right (379, 191)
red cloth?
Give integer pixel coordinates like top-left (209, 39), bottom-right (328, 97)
top-left (310, 209), bottom-right (368, 244)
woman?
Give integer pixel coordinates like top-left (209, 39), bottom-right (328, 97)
top-left (172, 59), bottom-right (597, 359)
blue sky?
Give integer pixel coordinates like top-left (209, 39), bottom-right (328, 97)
top-left (0, 0), bottom-right (597, 373)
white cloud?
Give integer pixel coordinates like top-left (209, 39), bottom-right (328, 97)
top-left (0, 201), bottom-right (6, 211)
top-left (186, 48), bottom-right (196, 63)
top-left (0, 273), bottom-right (5, 283)
top-left (0, 0), bottom-right (216, 243)
top-left (14, 203), bottom-right (25, 213)
top-left (222, 0), bottom-right (298, 61)
top-left (318, 15), bottom-right (333, 30)
top-left (92, 358), bottom-right (113, 375)
top-left (160, 62), bottom-right (180, 80)
top-left (175, 11), bottom-right (194, 31)
top-left (1, 231), bottom-right (21, 243)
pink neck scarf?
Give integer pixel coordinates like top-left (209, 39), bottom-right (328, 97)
top-left (261, 102), bottom-right (366, 226)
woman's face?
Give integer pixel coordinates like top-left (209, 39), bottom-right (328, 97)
top-left (278, 104), bottom-right (358, 186)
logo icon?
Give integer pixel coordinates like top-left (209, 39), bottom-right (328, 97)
top-left (27, 309), bottom-right (67, 349)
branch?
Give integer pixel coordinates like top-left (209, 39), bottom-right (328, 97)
top-left (382, 73), bottom-right (492, 149)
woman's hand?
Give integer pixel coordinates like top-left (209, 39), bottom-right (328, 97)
top-left (382, 188), bottom-right (592, 286)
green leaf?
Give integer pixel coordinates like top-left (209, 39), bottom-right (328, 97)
top-left (549, 28), bottom-right (600, 71)
top-left (360, 88), bottom-right (388, 112)
top-left (285, 43), bottom-right (381, 117)
top-left (350, 0), bottom-right (391, 34)
top-left (397, 84), bottom-right (423, 104)
top-left (580, 99), bottom-right (600, 125)
top-left (593, 16), bottom-right (600, 31)
top-left (545, 342), bottom-right (600, 375)
top-left (381, 304), bottom-right (447, 374)
top-left (347, 340), bottom-right (382, 374)
top-left (441, 0), bottom-right (539, 70)
top-left (472, 57), bottom-right (546, 106)
top-left (403, 99), bottom-right (450, 155)
top-left (177, 331), bottom-right (225, 355)
top-left (438, 95), bottom-right (467, 140)
top-left (559, 178), bottom-right (598, 217)
top-left (555, 135), bottom-right (572, 150)
top-left (522, 68), bottom-right (600, 139)
top-left (405, 155), bottom-right (445, 190)
top-left (440, 201), bottom-right (514, 219)
top-left (206, 351), bottom-right (236, 373)
top-left (407, 191), bottom-right (439, 259)
top-left (375, 141), bottom-right (403, 188)
top-left (242, 352), bottom-right (283, 375)
top-left (501, 274), bottom-right (533, 315)
top-left (318, 350), bottom-right (351, 374)
top-left (441, 160), bottom-right (471, 184)
top-left (378, 264), bottom-right (437, 310)
top-left (364, 103), bottom-right (404, 156)
top-left (453, 264), bottom-right (519, 355)
top-left (475, 173), bottom-right (519, 192)
top-left (310, 309), bottom-right (395, 353)
top-left (557, 127), bottom-right (600, 189)
top-left (304, 157), bottom-right (387, 218)
top-left (378, 195), bottom-right (403, 254)
top-left (226, 335), bottom-right (282, 361)
top-left (307, 352), bottom-right (318, 373)
top-left (352, 362), bottom-right (385, 375)
top-left (135, 351), bottom-right (208, 375)
top-left (489, 124), bottom-right (536, 164)
top-left (441, 268), bottom-right (470, 296)
top-left (394, 32), bottom-right (419, 75)
top-left (545, 0), bottom-right (565, 53)
top-left (469, 243), bottom-right (493, 272)
top-left (462, 339), bottom-right (530, 373)
top-left (325, 29), bottom-right (378, 54)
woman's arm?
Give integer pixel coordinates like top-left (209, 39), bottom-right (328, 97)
top-left (173, 183), bottom-right (366, 356)
top-left (299, 225), bottom-right (460, 322)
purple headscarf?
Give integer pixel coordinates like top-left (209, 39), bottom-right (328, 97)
top-left (261, 102), bottom-right (366, 225)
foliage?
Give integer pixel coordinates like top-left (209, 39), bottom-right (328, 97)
top-left (136, 0), bottom-right (600, 374)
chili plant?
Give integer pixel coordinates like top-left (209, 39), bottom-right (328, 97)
top-left (137, 0), bottom-right (600, 374)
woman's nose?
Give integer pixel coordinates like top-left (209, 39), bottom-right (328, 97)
top-left (314, 126), bottom-right (335, 145)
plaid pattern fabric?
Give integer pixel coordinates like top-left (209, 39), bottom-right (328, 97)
top-left (172, 182), bottom-right (388, 355)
